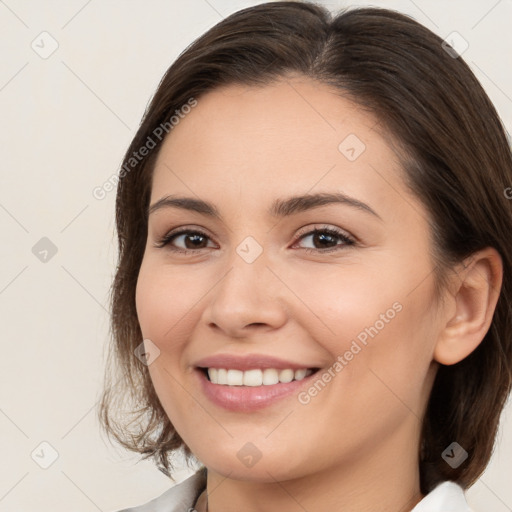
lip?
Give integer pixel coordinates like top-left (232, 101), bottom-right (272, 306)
top-left (193, 353), bottom-right (320, 412)
top-left (194, 353), bottom-right (316, 371)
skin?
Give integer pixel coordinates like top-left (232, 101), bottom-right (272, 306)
top-left (135, 75), bottom-right (502, 512)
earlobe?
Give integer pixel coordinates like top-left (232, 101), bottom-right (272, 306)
top-left (433, 248), bottom-right (503, 366)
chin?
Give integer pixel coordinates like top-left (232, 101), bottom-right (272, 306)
top-left (192, 442), bottom-right (310, 483)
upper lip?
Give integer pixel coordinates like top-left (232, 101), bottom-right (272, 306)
top-left (194, 353), bottom-right (318, 371)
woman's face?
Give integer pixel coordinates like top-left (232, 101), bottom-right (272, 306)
top-left (136, 76), bottom-right (446, 482)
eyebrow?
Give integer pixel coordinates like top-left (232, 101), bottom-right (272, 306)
top-left (148, 192), bottom-right (382, 221)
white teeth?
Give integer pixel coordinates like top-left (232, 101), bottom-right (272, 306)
top-left (227, 369), bottom-right (244, 385)
top-left (243, 369), bottom-right (263, 386)
top-left (217, 368), bottom-right (228, 385)
top-left (262, 368), bottom-right (279, 385)
top-left (294, 368), bottom-right (308, 381)
top-left (279, 369), bottom-right (294, 383)
top-left (209, 368), bottom-right (218, 382)
top-left (206, 367), bottom-right (313, 386)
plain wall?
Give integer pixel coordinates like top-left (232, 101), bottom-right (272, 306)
top-left (0, 1), bottom-right (511, 511)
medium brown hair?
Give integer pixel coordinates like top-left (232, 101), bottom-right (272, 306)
top-left (98, 1), bottom-right (512, 494)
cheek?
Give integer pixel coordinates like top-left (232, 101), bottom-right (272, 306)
top-left (135, 259), bottom-right (203, 343)
top-left (287, 259), bottom-right (438, 406)
top-left (277, 261), bottom-right (405, 352)
top-left (335, 283), bottom-right (438, 424)
top-left (135, 260), bottom-right (207, 425)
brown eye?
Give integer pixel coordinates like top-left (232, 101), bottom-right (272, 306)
top-left (155, 229), bottom-right (215, 253)
top-left (295, 227), bottom-right (355, 253)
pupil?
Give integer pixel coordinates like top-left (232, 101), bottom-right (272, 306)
top-left (186, 234), bottom-right (206, 249)
top-left (315, 232), bottom-right (336, 248)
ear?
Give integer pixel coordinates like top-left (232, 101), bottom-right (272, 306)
top-left (434, 247), bottom-right (503, 365)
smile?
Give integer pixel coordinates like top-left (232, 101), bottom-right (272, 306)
top-left (205, 368), bottom-right (314, 386)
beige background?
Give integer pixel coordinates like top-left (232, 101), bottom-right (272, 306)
top-left (0, 0), bottom-right (511, 511)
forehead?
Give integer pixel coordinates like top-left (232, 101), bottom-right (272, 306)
top-left (150, 77), bottom-right (414, 219)
top-left (162, 77), bottom-right (380, 160)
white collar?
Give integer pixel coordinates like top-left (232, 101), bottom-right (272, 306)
top-left (411, 481), bottom-right (472, 511)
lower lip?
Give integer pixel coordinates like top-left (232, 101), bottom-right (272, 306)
top-left (196, 369), bottom-right (318, 411)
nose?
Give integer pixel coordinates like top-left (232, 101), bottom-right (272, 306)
top-left (201, 251), bottom-right (288, 339)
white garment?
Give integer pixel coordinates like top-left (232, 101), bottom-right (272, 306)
top-left (114, 469), bottom-right (472, 512)
top-left (411, 481), bottom-right (472, 511)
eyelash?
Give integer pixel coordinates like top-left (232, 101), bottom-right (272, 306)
top-left (154, 225), bottom-right (356, 255)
